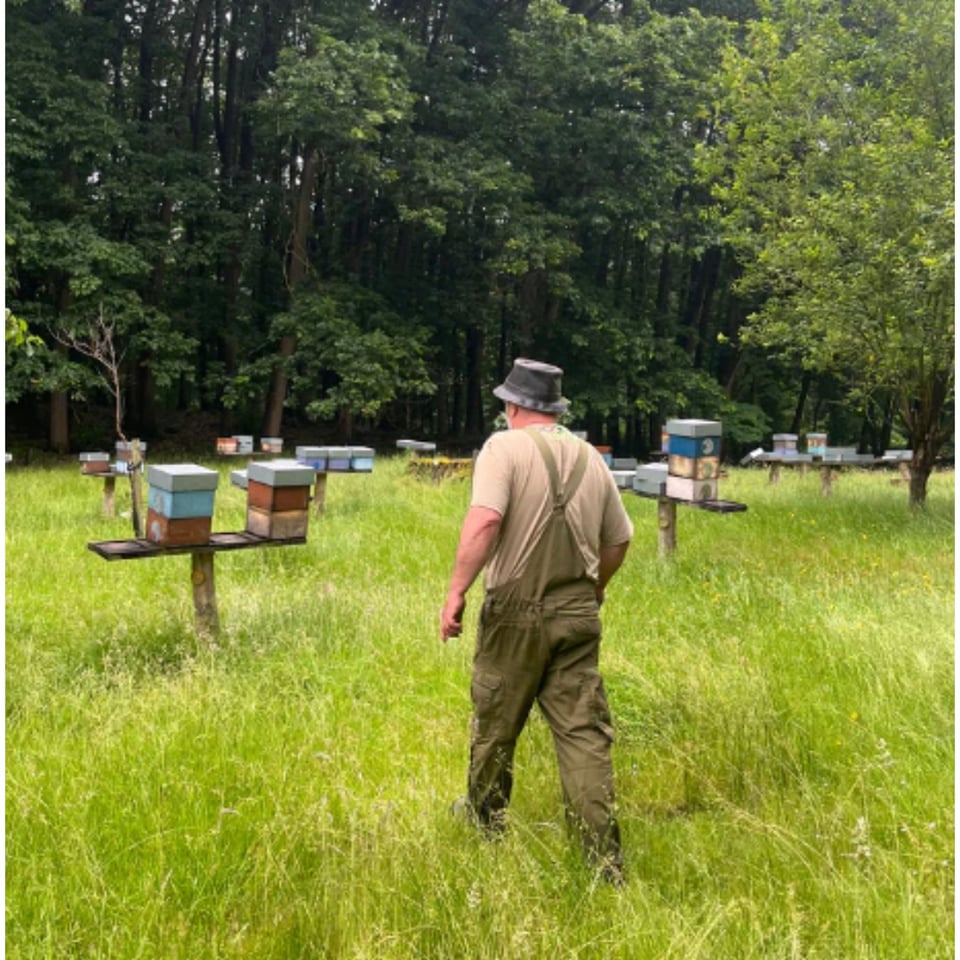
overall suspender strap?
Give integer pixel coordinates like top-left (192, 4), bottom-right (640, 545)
top-left (526, 428), bottom-right (589, 509)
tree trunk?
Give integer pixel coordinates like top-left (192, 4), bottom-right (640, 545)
top-left (261, 143), bottom-right (320, 438)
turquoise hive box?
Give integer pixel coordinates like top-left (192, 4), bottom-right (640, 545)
top-left (349, 446), bottom-right (375, 472)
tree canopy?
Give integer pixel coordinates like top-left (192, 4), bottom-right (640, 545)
top-left (6, 0), bottom-right (954, 503)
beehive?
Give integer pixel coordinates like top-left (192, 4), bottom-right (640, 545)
top-left (665, 476), bottom-right (718, 503)
top-left (349, 446), bottom-right (375, 472)
top-left (665, 419), bottom-right (721, 501)
top-left (325, 446), bottom-right (352, 472)
top-left (260, 437), bottom-right (283, 454)
top-left (296, 445), bottom-right (327, 471)
top-left (806, 432), bottom-right (827, 457)
top-left (146, 464), bottom-right (219, 546)
top-left (233, 434), bottom-right (254, 455)
top-left (245, 460), bottom-right (313, 539)
top-left (80, 452), bottom-right (111, 474)
top-left (772, 433), bottom-right (799, 455)
top-left (115, 441), bottom-right (147, 463)
top-left (633, 462), bottom-right (668, 497)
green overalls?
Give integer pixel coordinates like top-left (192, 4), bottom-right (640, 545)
top-left (467, 429), bottom-right (622, 872)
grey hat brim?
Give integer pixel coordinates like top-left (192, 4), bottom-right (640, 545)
top-left (493, 382), bottom-right (568, 414)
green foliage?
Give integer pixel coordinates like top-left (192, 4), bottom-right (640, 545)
top-left (700, 0), bottom-right (954, 475)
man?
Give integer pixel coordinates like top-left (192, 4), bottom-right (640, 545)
top-left (440, 357), bottom-right (633, 884)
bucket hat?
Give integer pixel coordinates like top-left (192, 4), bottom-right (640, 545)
top-left (493, 358), bottom-right (568, 414)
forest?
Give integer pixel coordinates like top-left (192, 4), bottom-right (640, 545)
top-left (5, 0), bottom-right (954, 502)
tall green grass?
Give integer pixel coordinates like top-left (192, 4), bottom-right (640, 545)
top-left (6, 457), bottom-right (954, 958)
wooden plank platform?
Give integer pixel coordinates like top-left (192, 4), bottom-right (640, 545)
top-left (88, 531), bottom-right (307, 561)
top-left (631, 492), bottom-right (748, 513)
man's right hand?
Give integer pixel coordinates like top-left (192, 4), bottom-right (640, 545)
top-left (440, 593), bottom-right (466, 642)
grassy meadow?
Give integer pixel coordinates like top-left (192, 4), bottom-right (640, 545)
top-left (5, 453), bottom-right (954, 958)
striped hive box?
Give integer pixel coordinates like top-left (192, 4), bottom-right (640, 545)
top-left (233, 435), bottom-right (254, 455)
top-left (806, 433), bottom-right (827, 456)
top-left (260, 437), bottom-right (283, 454)
top-left (668, 454), bottom-right (720, 480)
top-left (296, 446), bottom-right (327, 471)
top-left (245, 460), bottom-right (314, 539)
top-left (665, 475), bottom-right (718, 503)
top-left (349, 446), bottom-right (375, 472)
top-left (80, 452), bottom-right (111, 474)
top-left (217, 436), bottom-right (238, 454)
top-left (146, 464), bottom-right (219, 546)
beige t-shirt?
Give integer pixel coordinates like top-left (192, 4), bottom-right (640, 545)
top-left (470, 425), bottom-right (634, 590)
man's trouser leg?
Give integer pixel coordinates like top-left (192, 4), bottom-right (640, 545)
top-left (467, 601), bottom-right (545, 832)
top-left (538, 614), bottom-right (623, 874)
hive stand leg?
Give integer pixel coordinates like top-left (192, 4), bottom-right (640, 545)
top-left (191, 552), bottom-right (220, 636)
top-left (103, 476), bottom-right (116, 516)
top-left (313, 471), bottom-right (328, 515)
top-left (768, 462), bottom-right (781, 485)
top-left (820, 465), bottom-right (834, 498)
top-left (657, 499), bottom-right (677, 558)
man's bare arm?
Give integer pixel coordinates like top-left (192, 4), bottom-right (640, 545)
top-left (595, 540), bottom-right (630, 606)
top-left (440, 506), bottom-right (502, 641)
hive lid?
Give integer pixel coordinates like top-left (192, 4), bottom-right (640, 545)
top-left (665, 419), bottom-right (721, 438)
top-left (247, 459), bottom-right (316, 487)
top-left (147, 463), bottom-right (219, 492)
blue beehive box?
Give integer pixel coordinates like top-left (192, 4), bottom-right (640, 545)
top-left (668, 434), bottom-right (721, 458)
top-left (666, 419), bottom-right (721, 459)
top-left (326, 447), bottom-right (352, 472)
top-left (806, 432), bottom-right (828, 456)
top-left (148, 486), bottom-right (216, 519)
top-left (296, 446), bottom-right (327, 471)
top-left (146, 464), bottom-right (219, 520)
top-left (349, 446), bottom-right (375, 472)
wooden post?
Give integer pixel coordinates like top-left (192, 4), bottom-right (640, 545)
top-left (191, 552), bottom-right (219, 636)
top-left (313, 471), bottom-right (328, 515)
top-left (898, 461), bottom-right (911, 482)
top-left (768, 462), bottom-right (781, 484)
top-left (103, 475), bottom-right (116, 516)
top-left (129, 438), bottom-right (144, 537)
top-left (820, 465), bottom-right (834, 498)
top-left (657, 498), bottom-right (677, 557)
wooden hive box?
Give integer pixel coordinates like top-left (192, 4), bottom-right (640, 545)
top-left (79, 452), bottom-right (111, 474)
top-left (233, 434), bottom-right (254, 454)
top-left (260, 436), bottom-right (283, 454)
top-left (665, 475), bottom-right (718, 503)
top-left (217, 436), bottom-right (238, 454)
top-left (668, 454), bottom-right (720, 480)
top-left (245, 460), bottom-right (313, 538)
